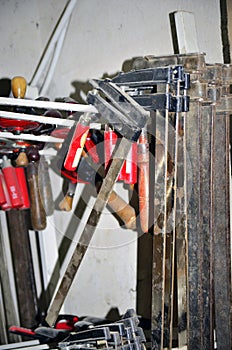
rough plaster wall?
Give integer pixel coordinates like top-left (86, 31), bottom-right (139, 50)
top-left (0, 0), bottom-right (223, 318)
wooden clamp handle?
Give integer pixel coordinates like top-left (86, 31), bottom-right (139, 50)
top-left (107, 190), bottom-right (137, 230)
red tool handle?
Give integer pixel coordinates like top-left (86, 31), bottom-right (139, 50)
top-left (64, 123), bottom-right (90, 171)
top-left (15, 167), bottom-right (30, 209)
top-left (0, 172), bottom-right (12, 210)
top-left (104, 130), bottom-right (137, 184)
top-left (2, 156), bottom-right (23, 208)
top-left (0, 170), bottom-right (6, 205)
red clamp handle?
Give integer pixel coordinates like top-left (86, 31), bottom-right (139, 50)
top-left (64, 123), bottom-right (90, 171)
top-left (2, 156), bottom-right (23, 208)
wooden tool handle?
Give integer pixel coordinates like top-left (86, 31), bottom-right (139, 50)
top-left (27, 162), bottom-right (46, 231)
top-left (38, 156), bottom-right (54, 216)
top-left (11, 76), bottom-right (27, 98)
top-left (59, 193), bottom-right (74, 211)
top-left (107, 190), bottom-right (137, 230)
top-left (15, 149), bottom-right (29, 167)
top-left (59, 181), bottom-right (76, 211)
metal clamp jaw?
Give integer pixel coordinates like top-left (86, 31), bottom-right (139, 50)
top-left (111, 65), bottom-right (190, 112)
top-left (87, 79), bottom-right (149, 141)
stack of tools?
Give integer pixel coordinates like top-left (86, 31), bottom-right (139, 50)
top-left (7, 309), bottom-right (146, 350)
top-left (58, 309), bottom-right (146, 350)
top-left (0, 52), bottom-right (231, 350)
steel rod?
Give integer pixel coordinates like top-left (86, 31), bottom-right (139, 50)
top-left (0, 97), bottom-right (97, 113)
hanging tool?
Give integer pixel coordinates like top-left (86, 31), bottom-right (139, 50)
top-left (45, 79), bottom-right (149, 327)
top-left (1, 155), bottom-right (23, 209)
top-left (38, 155), bottom-right (54, 216)
top-left (26, 146), bottom-right (47, 231)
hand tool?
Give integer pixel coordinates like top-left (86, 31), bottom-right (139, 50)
top-left (13, 147), bottom-right (31, 210)
top-left (0, 139), bottom-right (30, 211)
top-left (0, 215), bottom-right (20, 344)
top-left (58, 177), bottom-right (82, 212)
top-left (45, 79), bottom-right (149, 327)
top-left (38, 155), bottom-right (54, 216)
top-left (1, 155), bottom-right (23, 208)
top-left (26, 146), bottom-right (47, 231)
top-left (6, 209), bottom-right (39, 328)
top-left (0, 76), bottom-right (40, 135)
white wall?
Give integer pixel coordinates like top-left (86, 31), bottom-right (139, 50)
top-left (0, 0), bottom-right (223, 319)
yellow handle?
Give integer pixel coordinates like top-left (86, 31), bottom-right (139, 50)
top-left (11, 76), bottom-right (27, 98)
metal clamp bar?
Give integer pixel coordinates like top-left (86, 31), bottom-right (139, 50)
top-left (111, 66), bottom-right (188, 87)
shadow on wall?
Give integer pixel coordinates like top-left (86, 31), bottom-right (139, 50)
top-left (0, 78), bottom-right (11, 97)
top-left (70, 71), bottom-right (119, 104)
top-left (69, 57), bottom-right (141, 104)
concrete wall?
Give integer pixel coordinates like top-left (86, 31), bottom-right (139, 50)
top-left (0, 0), bottom-right (223, 319)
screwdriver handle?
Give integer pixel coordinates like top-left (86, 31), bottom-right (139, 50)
top-left (38, 156), bottom-right (54, 216)
top-left (15, 148), bottom-right (29, 167)
top-left (27, 162), bottom-right (46, 231)
top-left (11, 76), bottom-right (27, 98)
top-left (59, 181), bottom-right (76, 211)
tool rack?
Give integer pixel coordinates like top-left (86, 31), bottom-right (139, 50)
top-left (0, 52), bottom-right (231, 350)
